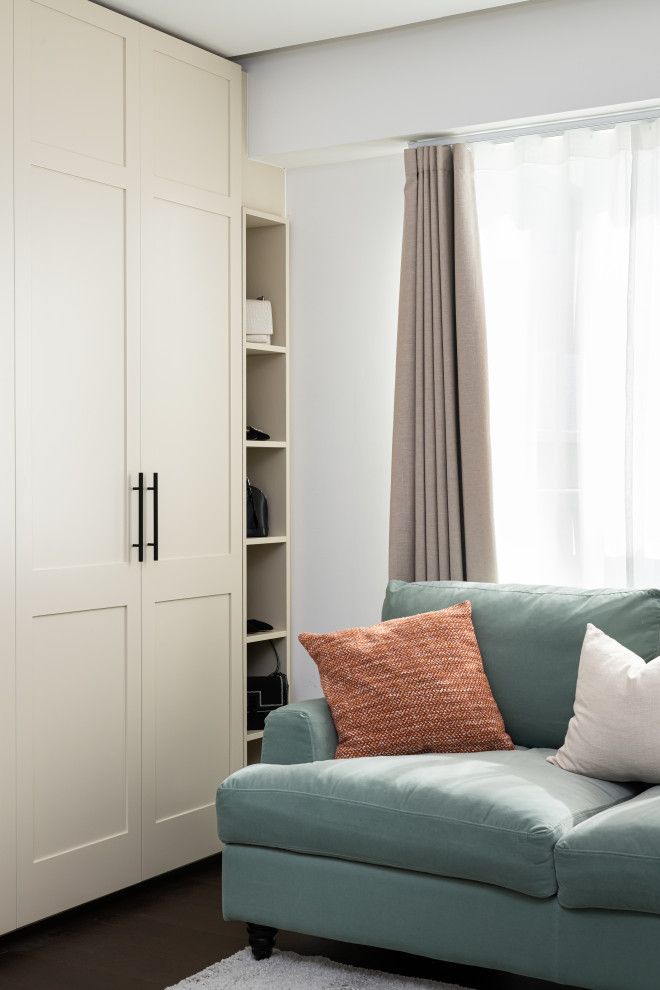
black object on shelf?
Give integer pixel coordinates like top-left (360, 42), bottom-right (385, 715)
top-left (246, 479), bottom-right (268, 538)
top-left (247, 619), bottom-right (274, 635)
top-left (247, 641), bottom-right (288, 731)
top-left (246, 425), bottom-right (270, 441)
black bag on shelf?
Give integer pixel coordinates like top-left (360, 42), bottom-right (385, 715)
top-left (246, 478), bottom-right (268, 538)
top-left (247, 642), bottom-right (288, 731)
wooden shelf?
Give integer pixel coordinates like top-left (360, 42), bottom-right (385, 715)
top-left (245, 208), bottom-right (286, 229)
top-left (246, 730), bottom-right (264, 742)
top-left (246, 440), bottom-right (286, 448)
top-left (246, 628), bottom-right (287, 644)
top-left (246, 342), bottom-right (286, 355)
top-left (246, 535), bottom-right (286, 546)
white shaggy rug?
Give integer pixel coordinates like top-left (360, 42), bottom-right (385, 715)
top-left (165, 948), bottom-right (472, 990)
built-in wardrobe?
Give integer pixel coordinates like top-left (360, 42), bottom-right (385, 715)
top-left (0, 0), bottom-right (245, 931)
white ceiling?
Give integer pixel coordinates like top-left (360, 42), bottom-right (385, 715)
top-left (94, 0), bottom-right (535, 58)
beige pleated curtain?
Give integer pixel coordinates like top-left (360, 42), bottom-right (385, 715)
top-left (389, 144), bottom-right (497, 583)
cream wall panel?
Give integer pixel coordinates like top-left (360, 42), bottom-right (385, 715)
top-left (154, 595), bottom-right (231, 823)
top-left (0, 0), bottom-right (16, 937)
top-left (241, 72), bottom-right (285, 215)
top-left (31, 607), bottom-right (129, 861)
top-left (29, 0), bottom-right (126, 164)
top-left (14, 0), bottom-right (143, 924)
top-left (243, 158), bottom-right (285, 216)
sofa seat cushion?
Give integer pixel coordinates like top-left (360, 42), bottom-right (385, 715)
top-left (217, 748), bottom-right (637, 898)
top-left (555, 786), bottom-right (660, 913)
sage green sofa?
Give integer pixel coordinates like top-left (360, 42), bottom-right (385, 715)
top-left (217, 581), bottom-right (660, 990)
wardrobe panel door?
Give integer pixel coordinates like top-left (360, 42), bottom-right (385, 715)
top-left (140, 26), bottom-right (243, 877)
top-left (146, 199), bottom-right (231, 560)
top-left (29, 167), bottom-right (128, 570)
top-left (153, 596), bottom-right (231, 823)
top-left (0, 0), bottom-right (16, 937)
top-left (152, 51), bottom-right (230, 195)
top-left (28, 0), bottom-right (126, 164)
top-left (14, 0), bottom-right (142, 925)
top-left (31, 607), bottom-right (130, 861)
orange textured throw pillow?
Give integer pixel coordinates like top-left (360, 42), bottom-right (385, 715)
top-left (299, 601), bottom-right (513, 759)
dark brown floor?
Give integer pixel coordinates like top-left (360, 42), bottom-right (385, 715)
top-left (0, 854), bottom-right (580, 990)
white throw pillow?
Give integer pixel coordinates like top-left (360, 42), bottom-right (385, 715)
top-left (548, 623), bottom-right (660, 782)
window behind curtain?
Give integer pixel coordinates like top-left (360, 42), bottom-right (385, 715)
top-left (471, 122), bottom-right (660, 588)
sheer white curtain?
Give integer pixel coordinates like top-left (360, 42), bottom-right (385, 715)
top-left (471, 121), bottom-right (660, 588)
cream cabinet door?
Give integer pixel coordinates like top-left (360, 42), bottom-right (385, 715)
top-left (14, 0), bottom-right (143, 925)
top-left (0, 0), bottom-right (16, 937)
top-left (12, 0), bottom-right (244, 924)
top-left (139, 28), bottom-right (244, 878)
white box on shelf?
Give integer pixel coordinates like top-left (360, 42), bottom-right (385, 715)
top-left (246, 298), bottom-right (273, 337)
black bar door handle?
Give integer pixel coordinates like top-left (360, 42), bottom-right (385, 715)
top-left (132, 472), bottom-right (144, 562)
top-left (147, 472), bottom-right (158, 561)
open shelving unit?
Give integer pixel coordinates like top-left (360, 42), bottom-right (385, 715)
top-left (243, 208), bottom-right (290, 764)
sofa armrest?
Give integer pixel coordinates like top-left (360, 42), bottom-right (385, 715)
top-left (260, 698), bottom-right (338, 764)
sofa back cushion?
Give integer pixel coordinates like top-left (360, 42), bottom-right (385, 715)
top-left (382, 581), bottom-right (660, 749)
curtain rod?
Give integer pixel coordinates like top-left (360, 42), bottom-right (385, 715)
top-left (408, 106), bottom-right (660, 148)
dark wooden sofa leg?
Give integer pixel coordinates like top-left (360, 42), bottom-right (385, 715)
top-left (247, 922), bottom-right (278, 960)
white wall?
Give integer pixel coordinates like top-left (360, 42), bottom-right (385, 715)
top-left (241, 0), bottom-right (660, 166)
top-left (288, 155), bottom-right (404, 700)
top-left (244, 0), bottom-right (660, 699)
